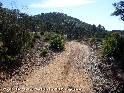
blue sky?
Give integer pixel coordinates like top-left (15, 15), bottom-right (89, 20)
top-left (1, 0), bottom-right (124, 31)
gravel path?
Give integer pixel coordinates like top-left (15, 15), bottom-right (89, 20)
top-left (21, 41), bottom-right (94, 93)
top-left (1, 41), bottom-right (104, 93)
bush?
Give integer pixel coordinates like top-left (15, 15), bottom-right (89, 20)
top-left (102, 32), bottom-right (124, 58)
top-left (28, 41), bottom-right (35, 48)
top-left (44, 32), bottom-right (54, 42)
top-left (40, 32), bottom-right (44, 36)
top-left (34, 32), bottom-right (41, 39)
top-left (27, 32), bottom-right (41, 48)
top-left (89, 37), bottom-right (96, 45)
top-left (40, 48), bottom-right (48, 57)
top-left (49, 34), bottom-right (65, 51)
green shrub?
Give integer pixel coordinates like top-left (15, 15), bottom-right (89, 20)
top-left (34, 32), bottom-right (41, 39)
top-left (89, 37), bottom-right (97, 45)
top-left (44, 32), bottom-right (53, 42)
top-left (28, 41), bottom-right (35, 48)
top-left (40, 32), bottom-right (44, 36)
top-left (40, 48), bottom-right (48, 57)
top-left (102, 32), bottom-right (123, 58)
top-left (49, 34), bottom-right (65, 51)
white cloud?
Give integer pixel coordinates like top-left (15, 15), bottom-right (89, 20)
top-left (30, 0), bottom-right (95, 8)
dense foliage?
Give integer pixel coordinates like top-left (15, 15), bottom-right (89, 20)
top-left (49, 34), bottom-right (65, 51)
top-left (32, 12), bottom-right (107, 39)
top-left (102, 33), bottom-right (119, 57)
top-left (0, 3), bottom-right (33, 72)
top-left (112, 1), bottom-right (124, 21)
top-left (102, 33), bottom-right (124, 64)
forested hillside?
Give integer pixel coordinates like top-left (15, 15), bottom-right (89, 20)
top-left (32, 12), bottom-right (107, 39)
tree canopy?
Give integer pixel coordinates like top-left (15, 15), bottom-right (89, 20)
top-left (112, 1), bottom-right (124, 21)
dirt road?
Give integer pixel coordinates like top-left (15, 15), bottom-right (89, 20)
top-left (1, 41), bottom-right (95, 93)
